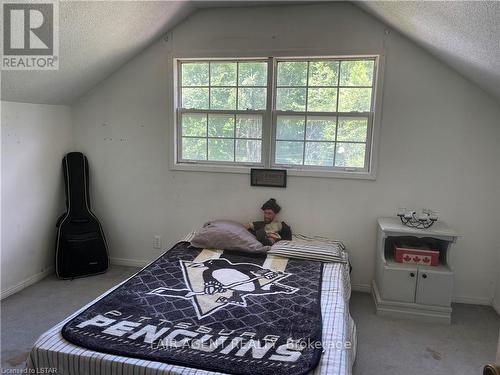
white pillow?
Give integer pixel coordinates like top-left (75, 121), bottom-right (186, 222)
top-left (269, 237), bottom-right (347, 263)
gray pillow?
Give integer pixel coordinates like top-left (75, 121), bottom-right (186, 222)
top-left (190, 220), bottom-right (270, 253)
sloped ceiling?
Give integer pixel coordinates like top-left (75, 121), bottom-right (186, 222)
top-left (0, 0), bottom-right (298, 105)
top-left (357, 1), bottom-right (500, 101)
top-left (1, 1), bottom-right (196, 104)
top-left (2, 1), bottom-right (500, 104)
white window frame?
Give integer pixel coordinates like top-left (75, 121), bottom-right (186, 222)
top-left (171, 55), bottom-right (383, 180)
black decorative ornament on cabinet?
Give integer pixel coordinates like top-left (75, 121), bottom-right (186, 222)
top-left (397, 208), bottom-right (438, 229)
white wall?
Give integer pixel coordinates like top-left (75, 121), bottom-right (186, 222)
top-left (1, 101), bottom-right (73, 298)
top-left (493, 110), bottom-right (500, 313)
top-left (72, 3), bottom-right (500, 304)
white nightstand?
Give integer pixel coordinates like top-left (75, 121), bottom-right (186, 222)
top-left (372, 217), bottom-right (460, 324)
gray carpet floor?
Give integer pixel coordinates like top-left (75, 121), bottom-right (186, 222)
top-left (1, 265), bottom-right (498, 374)
top-left (350, 290), bottom-right (499, 374)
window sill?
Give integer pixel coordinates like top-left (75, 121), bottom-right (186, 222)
top-left (171, 163), bottom-right (254, 174)
top-left (171, 163), bottom-right (376, 180)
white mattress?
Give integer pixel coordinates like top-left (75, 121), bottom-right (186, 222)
top-left (28, 244), bottom-right (356, 375)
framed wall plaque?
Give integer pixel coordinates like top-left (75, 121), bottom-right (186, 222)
top-left (250, 169), bottom-right (287, 188)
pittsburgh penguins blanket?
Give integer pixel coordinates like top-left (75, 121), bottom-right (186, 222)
top-left (62, 242), bottom-right (324, 375)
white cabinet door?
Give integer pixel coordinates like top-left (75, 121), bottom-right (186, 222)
top-left (381, 264), bottom-right (417, 303)
top-left (415, 269), bottom-right (453, 307)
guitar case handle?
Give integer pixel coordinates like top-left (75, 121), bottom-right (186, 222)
top-left (70, 218), bottom-right (90, 223)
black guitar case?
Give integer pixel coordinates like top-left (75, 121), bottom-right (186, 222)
top-left (55, 152), bottom-right (109, 279)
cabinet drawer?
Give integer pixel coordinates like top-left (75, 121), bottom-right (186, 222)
top-left (381, 264), bottom-right (417, 303)
top-left (416, 269), bottom-right (453, 307)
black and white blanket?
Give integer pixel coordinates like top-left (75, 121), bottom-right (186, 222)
top-left (62, 242), bottom-right (324, 375)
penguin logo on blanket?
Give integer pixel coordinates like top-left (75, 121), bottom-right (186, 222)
top-left (147, 258), bottom-right (299, 319)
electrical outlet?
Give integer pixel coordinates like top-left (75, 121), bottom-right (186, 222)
top-left (153, 235), bottom-right (162, 249)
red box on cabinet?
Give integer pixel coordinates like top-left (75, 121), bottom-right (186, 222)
top-left (394, 241), bottom-right (439, 266)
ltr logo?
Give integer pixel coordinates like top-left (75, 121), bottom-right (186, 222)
top-left (2, 1), bottom-right (58, 70)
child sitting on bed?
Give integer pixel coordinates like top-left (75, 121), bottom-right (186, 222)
top-left (246, 198), bottom-right (291, 246)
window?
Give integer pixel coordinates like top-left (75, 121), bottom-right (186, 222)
top-left (175, 57), bottom-right (379, 177)
top-left (178, 60), bottom-right (267, 164)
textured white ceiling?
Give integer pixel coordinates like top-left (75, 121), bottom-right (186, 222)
top-left (1, 1), bottom-right (196, 104)
top-left (0, 0), bottom-right (303, 104)
top-left (357, 1), bottom-right (500, 101)
top-left (2, 1), bottom-right (500, 104)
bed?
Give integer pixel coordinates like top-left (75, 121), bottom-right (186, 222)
top-left (27, 233), bottom-right (356, 374)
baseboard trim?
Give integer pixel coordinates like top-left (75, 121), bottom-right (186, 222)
top-left (356, 281), bottom-right (492, 307)
top-left (110, 257), bottom-right (148, 268)
top-left (451, 295), bottom-right (492, 306)
top-left (1, 266), bottom-right (54, 300)
top-left (351, 283), bottom-right (371, 293)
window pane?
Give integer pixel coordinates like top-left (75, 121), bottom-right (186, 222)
top-left (277, 61), bottom-right (307, 86)
top-left (275, 141), bottom-right (304, 165)
top-left (305, 142), bottom-right (335, 166)
top-left (208, 114), bottom-right (234, 138)
top-left (182, 138), bottom-right (207, 160)
top-left (238, 88), bottom-right (267, 110)
top-left (208, 139), bottom-right (234, 161)
top-left (335, 143), bottom-right (366, 168)
top-left (210, 87), bottom-right (236, 110)
top-left (340, 60), bottom-right (374, 86)
top-left (236, 115), bottom-right (262, 138)
top-left (337, 117), bottom-right (368, 142)
top-left (276, 88), bottom-right (306, 111)
top-left (277, 116), bottom-right (305, 140)
top-left (182, 88), bottom-right (209, 109)
top-left (306, 116), bottom-right (336, 141)
top-left (307, 88), bottom-right (337, 112)
top-left (238, 62), bottom-right (267, 86)
top-left (338, 88), bottom-right (372, 112)
top-left (181, 63), bottom-right (209, 86)
top-left (210, 62), bottom-right (236, 86)
top-left (236, 140), bottom-right (261, 162)
top-left (182, 113), bottom-right (207, 137)
top-left (308, 61), bottom-right (339, 86)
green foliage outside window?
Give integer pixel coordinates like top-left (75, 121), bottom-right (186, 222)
top-left (181, 61), bottom-right (267, 111)
top-left (274, 59), bottom-right (374, 168)
top-left (179, 58), bottom-right (375, 170)
top-left (181, 113), bottom-right (262, 163)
